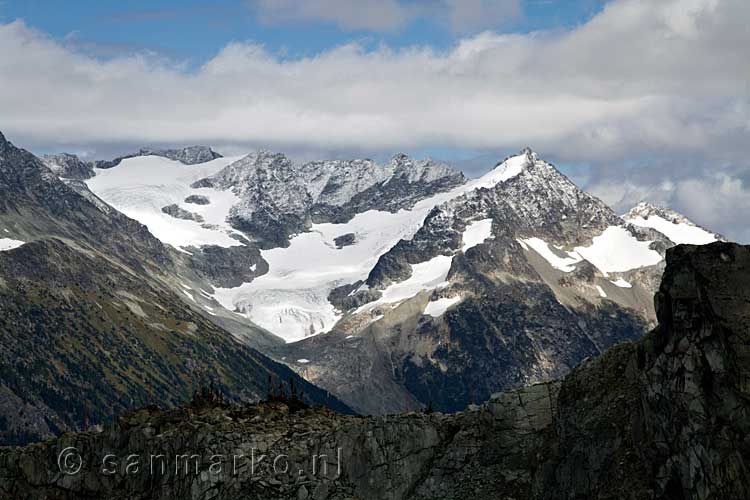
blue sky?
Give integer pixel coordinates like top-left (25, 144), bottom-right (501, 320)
top-left (0, 0), bottom-right (607, 66)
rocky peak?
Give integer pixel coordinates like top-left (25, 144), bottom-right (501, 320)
top-left (390, 152), bottom-right (411, 164)
top-left (192, 150), bottom-right (297, 191)
top-left (137, 145), bottom-right (222, 165)
top-left (391, 155), bottom-right (464, 185)
top-left (631, 201), bottom-right (702, 230)
top-left (0, 132), bottom-right (58, 186)
top-left (623, 201), bottom-right (723, 244)
top-left (480, 150), bottom-right (622, 242)
top-left (519, 146), bottom-right (536, 159)
top-left (0, 130), bottom-right (12, 157)
top-left (94, 145), bottom-right (223, 169)
top-left (41, 152), bottom-right (95, 180)
top-left (624, 201), bottom-right (692, 225)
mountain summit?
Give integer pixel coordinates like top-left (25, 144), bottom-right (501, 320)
top-left (623, 201), bottom-right (723, 245)
top-left (3, 132), bottom-right (725, 419)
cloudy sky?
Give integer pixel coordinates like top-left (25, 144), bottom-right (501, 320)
top-left (1, 0), bottom-right (749, 241)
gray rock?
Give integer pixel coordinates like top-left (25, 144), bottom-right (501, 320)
top-left (333, 233), bottom-right (356, 248)
top-left (161, 204), bottom-right (204, 223)
top-left (41, 153), bottom-right (95, 180)
top-left (184, 195), bottom-right (211, 205)
top-left (3, 242), bottom-right (748, 499)
top-left (93, 146), bottom-right (222, 169)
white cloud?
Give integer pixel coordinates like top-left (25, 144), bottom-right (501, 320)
top-left (2, 0), bottom-right (747, 156)
top-left (0, 0), bottom-right (749, 239)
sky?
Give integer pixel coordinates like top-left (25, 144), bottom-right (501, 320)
top-left (0, 0), bottom-right (749, 241)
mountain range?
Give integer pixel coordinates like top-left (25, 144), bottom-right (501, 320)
top-left (0, 130), bottom-right (723, 441)
top-left (4, 241), bottom-right (748, 499)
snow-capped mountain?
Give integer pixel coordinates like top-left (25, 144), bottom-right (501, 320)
top-left (0, 131), bottom-right (350, 444)
top-left (623, 202), bottom-right (723, 245)
top-left (32, 137), bottom-right (722, 414)
top-left (275, 149), bottom-right (687, 413)
top-left (84, 150), bottom-right (467, 341)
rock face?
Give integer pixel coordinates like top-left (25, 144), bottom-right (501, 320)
top-left (40, 153), bottom-right (95, 180)
top-left (186, 244), bottom-right (267, 288)
top-left (2, 242), bottom-right (748, 499)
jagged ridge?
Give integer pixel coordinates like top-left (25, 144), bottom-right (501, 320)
top-left (190, 151), bottom-right (465, 247)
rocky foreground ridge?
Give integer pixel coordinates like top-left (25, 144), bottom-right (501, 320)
top-left (2, 242), bottom-right (749, 499)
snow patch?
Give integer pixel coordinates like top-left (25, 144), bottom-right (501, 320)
top-left (369, 314), bottom-right (384, 324)
top-left (574, 226), bottom-right (662, 275)
top-left (461, 219), bottom-right (493, 251)
top-left (0, 238), bottom-right (25, 251)
top-left (596, 285), bottom-right (607, 298)
top-left (424, 296), bottom-right (462, 317)
top-left (297, 359), bottom-right (310, 364)
top-left (520, 237), bottom-right (581, 272)
top-left (521, 226), bottom-right (662, 277)
top-left (357, 255), bottom-right (453, 313)
top-left (610, 279), bottom-right (633, 288)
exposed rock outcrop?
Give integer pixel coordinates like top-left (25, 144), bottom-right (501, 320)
top-left (161, 203), bottom-right (205, 223)
top-left (184, 195), bottom-right (211, 205)
top-left (93, 146), bottom-right (222, 169)
top-left (185, 244), bottom-right (267, 288)
top-left (40, 153), bottom-right (95, 180)
top-left (2, 242), bottom-right (748, 499)
top-left (333, 233), bottom-right (356, 248)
